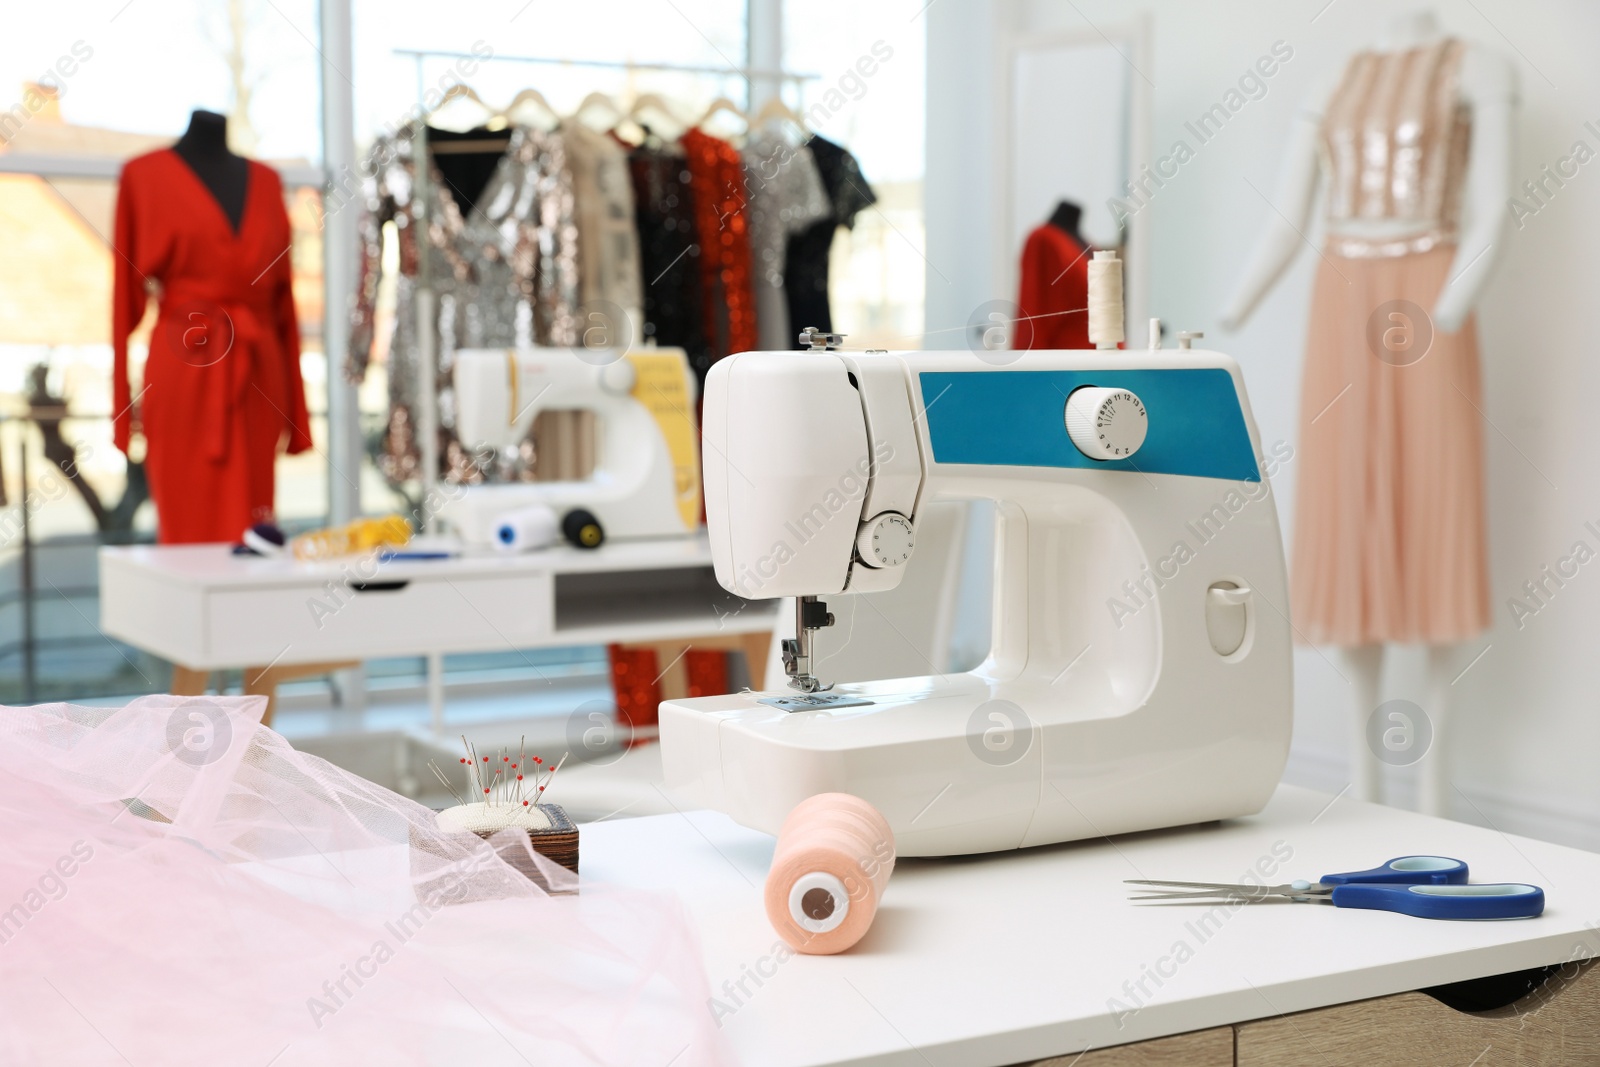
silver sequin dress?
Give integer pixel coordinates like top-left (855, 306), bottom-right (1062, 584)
top-left (349, 125), bottom-right (581, 485)
top-left (741, 128), bottom-right (831, 351)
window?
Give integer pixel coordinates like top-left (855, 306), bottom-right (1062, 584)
top-left (0, 1), bottom-right (324, 700)
top-left (0, 1), bottom-right (929, 705)
top-left (783, 0), bottom-right (926, 348)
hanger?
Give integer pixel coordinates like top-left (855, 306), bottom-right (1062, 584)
top-left (498, 87), bottom-right (560, 131)
top-left (697, 96), bottom-right (748, 129)
top-left (428, 83), bottom-right (489, 115)
top-left (628, 92), bottom-right (685, 135)
top-left (752, 95), bottom-right (807, 138)
top-left (572, 90), bottom-right (626, 130)
top-left (427, 83), bottom-right (500, 130)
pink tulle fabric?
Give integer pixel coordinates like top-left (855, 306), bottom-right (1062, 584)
top-left (0, 696), bottom-right (728, 1066)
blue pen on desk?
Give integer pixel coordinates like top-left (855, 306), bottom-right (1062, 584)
top-left (377, 549), bottom-right (456, 561)
top-left (1127, 855), bottom-right (1545, 921)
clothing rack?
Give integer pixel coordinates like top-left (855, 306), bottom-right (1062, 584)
top-left (392, 49), bottom-right (820, 85)
top-left (396, 47), bottom-right (819, 528)
top-left (395, 47), bottom-right (819, 713)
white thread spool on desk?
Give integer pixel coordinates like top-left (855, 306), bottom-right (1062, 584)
top-left (493, 504), bottom-right (560, 553)
top-left (1088, 249), bottom-right (1125, 350)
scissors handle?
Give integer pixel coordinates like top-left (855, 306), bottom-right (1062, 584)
top-left (1331, 882), bottom-right (1543, 920)
top-left (1320, 855), bottom-right (1469, 886)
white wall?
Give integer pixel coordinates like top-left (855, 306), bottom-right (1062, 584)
top-left (927, 0), bottom-right (1600, 848)
top-left (925, 0), bottom-right (1003, 352)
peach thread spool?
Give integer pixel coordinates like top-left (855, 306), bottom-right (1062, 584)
top-left (763, 793), bottom-right (896, 955)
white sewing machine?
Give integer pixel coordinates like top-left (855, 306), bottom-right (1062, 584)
top-left (660, 345), bottom-right (1293, 857)
top-left (440, 348), bottom-right (702, 546)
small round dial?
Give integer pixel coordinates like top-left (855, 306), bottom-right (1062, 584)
top-left (1064, 386), bottom-right (1148, 460)
top-left (856, 513), bottom-right (915, 568)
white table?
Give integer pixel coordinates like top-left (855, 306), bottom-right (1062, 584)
top-left (583, 785), bottom-right (1600, 1066)
top-left (98, 536), bottom-right (778, 725)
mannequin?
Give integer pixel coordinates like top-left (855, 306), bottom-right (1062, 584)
top-left (1015, 199), bottom-right (1092, 349)
top-left (116, 109), bottom-right (311, 541)
top-left (1221, 10), bottom-right (1515, 815)
top-left (171, 109), bottom-right (249, 232)
top-left (1048, 199), bottom-right (1086, 244)
top-left (115, 105), bottom-right (313, 722)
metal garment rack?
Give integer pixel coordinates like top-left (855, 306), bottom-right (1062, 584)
top-left (392, 49), bottom-right (818, 83)
top-left (394, 47), bottom-right (817, 721)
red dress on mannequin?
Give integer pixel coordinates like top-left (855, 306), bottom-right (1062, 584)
top-left (1014, 222), bottom-right (1091, 350)
top-left (112, 149), bottom-right (312, 544)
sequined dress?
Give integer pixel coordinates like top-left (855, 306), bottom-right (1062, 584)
top-left (741, 128), bottom-right (830, 351)
top-left (1292, 38), bottom-right (1489, 645)
top-left (784, 134), bottom-right (876, 342)
top-left (680, 127), bottom-right (756, 364)
top-left (348, 125), bottom-right (580, 485)
top-left (627, 140), bottom-right (709, 378)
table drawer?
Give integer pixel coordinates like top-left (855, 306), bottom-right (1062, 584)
top-left (1030, 1027), bottom-right (1233, 1065)
top-left (205, 571), bottom-right (554, 665)
top-left (1236, 959), bottom-right (1600, 1066)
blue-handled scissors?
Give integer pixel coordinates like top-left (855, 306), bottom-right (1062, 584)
top-left (1127, 855), bottom-right (1545, 921)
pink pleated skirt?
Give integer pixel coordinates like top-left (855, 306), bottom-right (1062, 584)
top-left (1291, 243), bottom-right (1490, 647)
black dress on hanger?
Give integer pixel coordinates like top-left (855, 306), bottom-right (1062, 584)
top-left (783, 135), bottom-right (876, 344)
top-left (627, 137), bottom-right (709, 377)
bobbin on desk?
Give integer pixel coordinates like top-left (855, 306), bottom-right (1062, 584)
top-left (583, 784), bottom-right (1600, 1066)
top-left (96, 536), bottom-right (779, 724)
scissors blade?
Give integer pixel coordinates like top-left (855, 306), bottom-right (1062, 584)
top-left (1131, 896), bottom-right (1326, 908)
top-left (1126, 879), bottom-right (1315, 895)
top-left (1128, 888), bottom-right (1266, 900)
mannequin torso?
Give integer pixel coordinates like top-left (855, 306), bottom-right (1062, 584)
top-left (1220, 10), bottom-right (1515, 332)
top-left (1218, 10), bottom-right (1516, 816)
top-left (1047, 199), bottom-right (1087, 246)
top-left (171, 109), bottom-right (250, 233)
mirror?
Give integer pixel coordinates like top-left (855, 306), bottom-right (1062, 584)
top-left (996, 18), bottom-right (1151, 341)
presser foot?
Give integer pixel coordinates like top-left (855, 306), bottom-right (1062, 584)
top-left (780, 639), bottom-right (832, 694)
top-left (781, 596), bottom-right (836, 694)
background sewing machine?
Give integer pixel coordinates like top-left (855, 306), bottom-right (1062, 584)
top-left (661, 347), bottom-right (1293, 857)
top-left (440, 347), bottom-right (702, 547)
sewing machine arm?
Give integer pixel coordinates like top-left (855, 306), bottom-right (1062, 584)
top-left (703, 352), bottom-right (926, 603)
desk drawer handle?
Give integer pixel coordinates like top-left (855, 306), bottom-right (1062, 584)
top-left (349, 580), bottom-right (410, 593)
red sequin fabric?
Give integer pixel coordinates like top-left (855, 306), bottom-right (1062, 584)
top-left (680, 128), bottom-right (757, 363)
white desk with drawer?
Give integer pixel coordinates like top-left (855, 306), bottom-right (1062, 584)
top-left (590, 784), bottom-right (1600, 1066)
top-left (97, 536), bottom-right (777, 724)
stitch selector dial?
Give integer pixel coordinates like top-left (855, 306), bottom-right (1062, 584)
top-left (855, 513), bottom-right (915, 568)
top-left (1065, 387), bottom-right (1148, 460)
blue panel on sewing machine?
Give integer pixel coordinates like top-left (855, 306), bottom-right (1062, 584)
top-left (917, 368), bottom-right (1260, 482)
